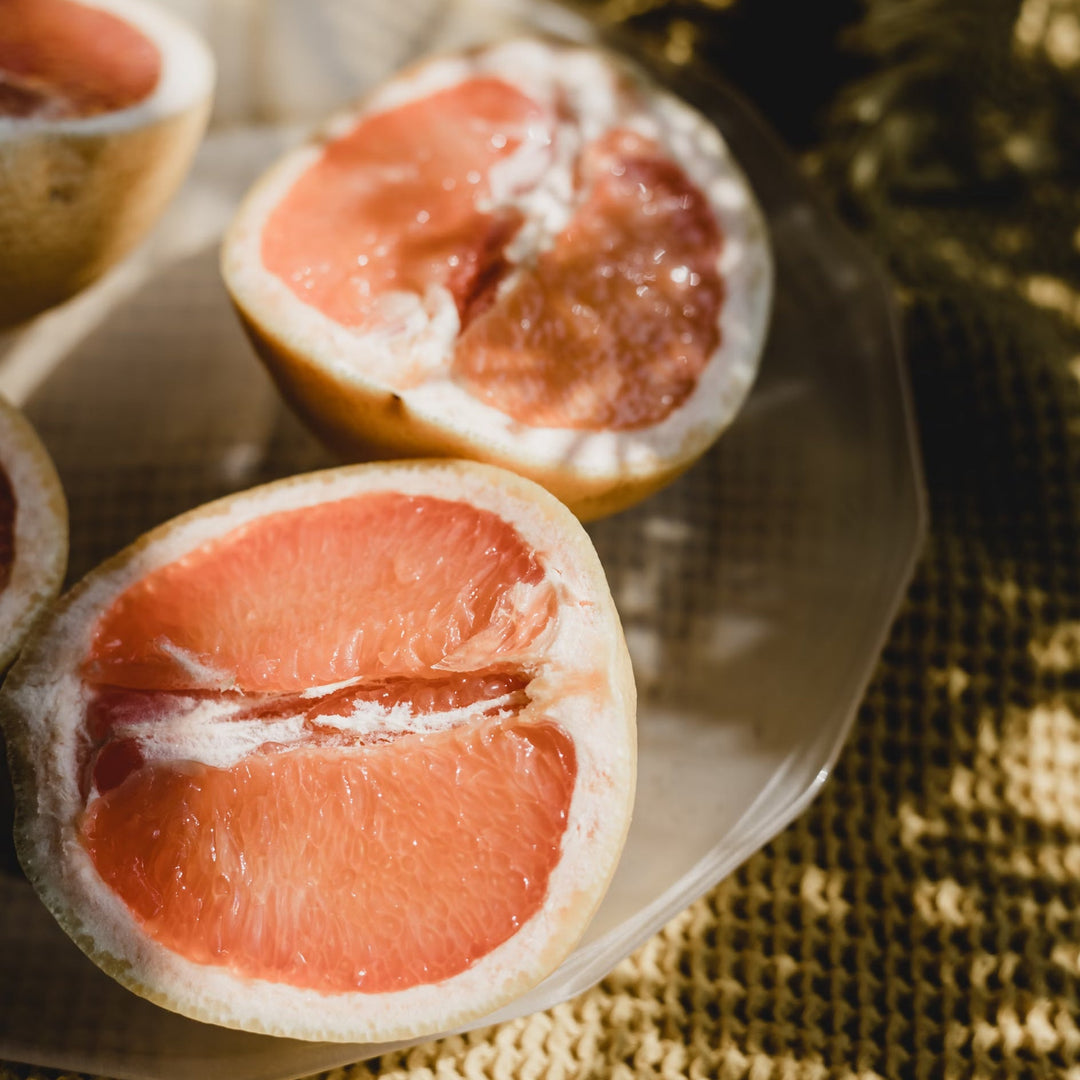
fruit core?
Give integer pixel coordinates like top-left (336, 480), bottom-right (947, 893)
top-left (77, 491), bottom-right (578, 994)
top-left (0, 464), bottom-right (14, 593)
top-left (0, 0), bottom-right (161, 120)
top-left (261, 75), bottom-right (724, 431)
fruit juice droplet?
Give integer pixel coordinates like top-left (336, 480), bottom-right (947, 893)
top-left (80, 720), bottom-right (576, 992)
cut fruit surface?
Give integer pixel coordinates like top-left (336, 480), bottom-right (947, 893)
top-left (0, 0), bottom-right (214, 327)
top-left (261, 78), bottom-right (542, 331)
top-left (0, 0), bottom-right (161, 119)
top-left (2, 461), bottom-right (635, 1043)
top-left (0, 394), bottom-right (67, 673)
top-left (222, 38), bottom-right (773, 519)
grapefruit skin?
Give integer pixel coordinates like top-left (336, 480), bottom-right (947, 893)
top-left (0, 0), bottom-right (214, 329)
top-left (232, 307), bottom-right (693, 521)
top-left (1, 461), bottom-right (636, 1043)
top-left (0, 108), bottom-right (208, 327)
top-left (0, 395), bottom-right (66, 886)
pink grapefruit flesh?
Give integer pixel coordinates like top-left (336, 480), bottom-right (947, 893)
top-left (82, 718), bottom-right (575, 994)
top-left (76, 489), bottom-right (576, 994)
top-left (0, 0), bottom-right (161, 119)
top-left (261, 79), bottom-right (540, 332)
top-left (453, 129), bottom-right (724, 430)
top-left (84, 493), bottom-right (553, 692)
top-left (259, 77), bottom-right (724, 431)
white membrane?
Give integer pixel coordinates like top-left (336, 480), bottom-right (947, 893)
top-left (90, 687), bottom-right (526, 791)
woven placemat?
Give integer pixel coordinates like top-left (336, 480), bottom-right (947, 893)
top-left (4, 0), bottom-right (1080, 1077)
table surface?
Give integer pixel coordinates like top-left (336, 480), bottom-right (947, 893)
top-left (5, 0), bottom-right (1080, 1077)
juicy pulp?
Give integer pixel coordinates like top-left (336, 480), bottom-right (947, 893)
top-left (85, 493), bottom-right (553, 693)
top-left (261, 79), bottom-right (541, 332)
top-left (83, 719), bottom-right (575, 994)
top-left (453, 129), bottom-right (723, 429)
top-left (259, 75), bottom-right (725, 431)
top-left (77, 490), bottom-right (579, 993)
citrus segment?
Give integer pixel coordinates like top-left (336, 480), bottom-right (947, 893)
top-left (0, 0), bottom-right (161, 119)
top-left (261, 78), bottom-right (541, 331)
top-left (85, 493), bottom-right (553, 693)
top-left (453, 130), bottom-right (724, 431)
top-left (81, 718), bottom-right (575, 993)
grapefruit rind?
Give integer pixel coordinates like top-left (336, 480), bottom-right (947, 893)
top-left (1, 461), bottom-right (636, 1043)
top-left (0, 394), bottom-right (68, 673)
top-left (0, 0), bottom-right (215, 328)
top-left (222, 39), bottom-right (773, 520)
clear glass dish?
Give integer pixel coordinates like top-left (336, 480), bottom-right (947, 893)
top-left (0, 1), bottom-right (925, 1076)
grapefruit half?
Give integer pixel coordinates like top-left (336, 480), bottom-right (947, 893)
top-left (0, 394), bottom-right (67, 672)
top-left (1, 461), bottom-right (635, 1042)
top-left (0, 0), bottom-right (215, 328)
top-left (222, 39), bottom-right (772, 520)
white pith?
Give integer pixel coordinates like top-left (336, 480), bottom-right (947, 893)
top-left (86, 685), bottom-right (528, 785)
top-left (4, 461), bottom-right (636, 1043)
top-left (222, 39), bottom-right (773, 485)
top-left (0, 0), bottom-right (215, 140)
top-left (0, 396), bottom-right (67, 671)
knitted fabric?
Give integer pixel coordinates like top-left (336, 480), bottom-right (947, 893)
top-left (5, 0), bottom-right (1080, 1077)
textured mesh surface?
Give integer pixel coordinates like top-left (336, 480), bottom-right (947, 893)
top-left (4, 0), bottom-right (1080, 1076)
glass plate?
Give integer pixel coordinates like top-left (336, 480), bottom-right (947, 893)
top-left (0, 2), bottom-right (925, 1076)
